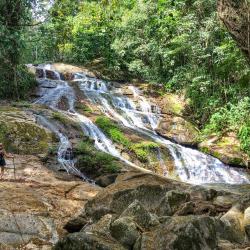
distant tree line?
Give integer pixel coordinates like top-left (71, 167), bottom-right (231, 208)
top-left (0, 0), bottom-right (35, 99)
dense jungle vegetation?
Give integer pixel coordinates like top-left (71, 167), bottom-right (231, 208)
top-left (0, 0), bottom-right (250, 155)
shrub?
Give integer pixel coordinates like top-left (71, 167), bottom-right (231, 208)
top-left (238, 124), bottom-right (250, 156)
top-left (202, 98), bottom-right (250, 156)
top-left (52, 112), bottom-right (67, 124)
top-left (96, 116), bottom-right (161, 162)
top-left (0, 64), bottom-right (36, 100)
top-left (95, 116), bottom-right (130, 147)
top-left (76, 140), bottom-right (121, 177)
top-left (129, 141), bottom-right (159, 163)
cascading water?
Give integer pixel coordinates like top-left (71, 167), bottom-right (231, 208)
top-left (34, 65), bottom-right (140, 180)
top-left (73, 72), bottom-right (250, 184)
top-left (36, 115), bottom-right (90, 181)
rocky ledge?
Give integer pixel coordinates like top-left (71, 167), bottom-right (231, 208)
top-left (0, 155), bottom-right (100, 250)
top-left (55, 171), bottom-right (250, 250)
top-left (199, 132), bottom-right (250, 167)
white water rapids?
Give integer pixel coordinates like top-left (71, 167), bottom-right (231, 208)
top-left (34, 65), bottom-right (250, 185)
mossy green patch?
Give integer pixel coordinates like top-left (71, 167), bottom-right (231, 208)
top-left (52, 112), bottom-right (68, 124)
top-left (76, 140), bottom-right (121, 177)
top-left (75, 102), bottom-right (92, 113)
top-left (129, 141), bottom-right (159, 163)
top-left (52, 111), bottom-right (81, 131)
top-left (11, 101), bottom-right (31, 108)
top-left (95, 116), bottom-right (130, 147)
top-left (0, 117), bottom-right (52, 155)
top-left (95, 116), bottom-right (161, 163)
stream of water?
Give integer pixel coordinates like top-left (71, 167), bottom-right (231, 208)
top-left (34, 65), bottom-right (250, 185)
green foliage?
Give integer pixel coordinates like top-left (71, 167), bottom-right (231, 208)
top-left (95, 116), bottom-right (159, 162)
top-left (52, 111), bottom-right (81, 131)
top-left (48, 145), bottom-right (58, 155)
top-left (129, 141), bottom-right (159, 162)
top-left (11, 101), bottom-right (32, 108)
top-left (0, 123), bottom-right (8, 149)
top-left (238, 125), bottom-right (250, 156)
top-left (76, 140), bottom-right (121, 176)
top-left (20, 0), bottom-right (250, 158)
top-left (0, 0), bottom-right (36, 99)
top-left (202, 97), bottom-right (250, 156)
top-left (75, 103), bottom-right (92, 113)
top-left (95, 116), bottom-right (130, 147)
top-left (52, 112), bottom-right (68, 124)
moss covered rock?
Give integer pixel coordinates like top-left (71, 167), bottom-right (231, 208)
top-left (0, 110), bottom-right (52, 155)
top-left (159, 93), bottom-right (186, 116)
top-left (157, 190), bottom-right (190, 216)
top-left (110, 217), bottom-right (140, 248)
top-left (120, 200), bottom-right (159, 229)
top-left (138, 216), bottom-right (219, 250)
top-left (156, 115), bottom-right (199, 146)
top-left (54, 231), bottom-right (126, 250)
top-left (199, 132), bottom-right (250, 167)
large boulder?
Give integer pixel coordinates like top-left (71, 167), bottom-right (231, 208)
top-left (153, 93), bottom-right (199, 146)
top-left (199, 132), bottom-right (250, 167)
top-left (220, 206), bottom-right (245, 243)
top-left (135, 216), bottom-right (219, 250)
top-left (110, 217), bottom-right (140, 248)
top-left (156, 190), bottom-right (190, 216)
top-left (84, 171), bottom-right (189, 221)
top-left (54, 231), bottom-right (126, 250)
top-left (0, 109), bottom-right (53, 155)
top-left (156, 115), bottom-right (199, 146)
top-left (120, 200), bottom-right (159, 229)
top-left (243, 207), bottom-right (250, 240)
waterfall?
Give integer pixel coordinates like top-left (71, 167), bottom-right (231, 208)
top-left (73, 72), bottom-right (250, 185)
top-left (32, 65), bottom-right (249, 184)
top-left (34, 65), bottom-right (140, 180)
top-left (36, 115), bottom-right (90, 181)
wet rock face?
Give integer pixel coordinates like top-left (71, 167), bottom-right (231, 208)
top-left (36, 68), bottom-right (45, 78)
top-left (46, 69), bottom-right (61, 80)
top-left (37, 79), bottom-right (57, 88)
top-left (55, 171), bottom-right (250, 250)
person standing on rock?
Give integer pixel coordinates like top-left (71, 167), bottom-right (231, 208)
top-left (0, 143), bottom-right (14, 179)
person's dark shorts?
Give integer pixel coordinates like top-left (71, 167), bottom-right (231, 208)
top-left (0, 158), bottom-right (6, 167)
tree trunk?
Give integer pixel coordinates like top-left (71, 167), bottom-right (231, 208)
top-left (217, 0), bottom-right (250, 61)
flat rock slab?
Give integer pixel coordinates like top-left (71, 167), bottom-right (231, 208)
top-left (0, 155), bottom-right (100, 249)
